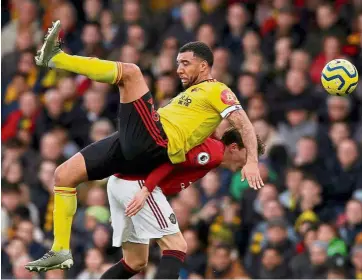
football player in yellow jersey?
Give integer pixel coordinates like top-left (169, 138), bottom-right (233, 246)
top-left (25, 21), bottom-right (263, 274)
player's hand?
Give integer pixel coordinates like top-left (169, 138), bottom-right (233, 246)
top-left (241, 162), bottom-right (264, 190)
top-left (126, 187), bottom-right (149, 217)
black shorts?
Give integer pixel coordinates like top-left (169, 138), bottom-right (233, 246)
top-left (80, 92), bottom-right (170, 180)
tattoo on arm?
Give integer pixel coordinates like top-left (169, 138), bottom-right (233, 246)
top-left (227, 110), bottom-right (258, 163)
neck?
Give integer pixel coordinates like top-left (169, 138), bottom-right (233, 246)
top-left (194, 73), bottom-right (213, 85)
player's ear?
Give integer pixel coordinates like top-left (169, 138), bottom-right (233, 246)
top-left (200, 60), bottom-right (208, 72)
top-left (230, 143), bottom-right (239, 151)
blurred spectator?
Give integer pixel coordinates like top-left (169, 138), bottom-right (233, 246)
top-left (12, 255), bottom-right (38, 279)
top-left (294, 177), bottom-right (336, 223)
top-left (15, 219), bottom-right (47, 260)
top-left (40, 132), bottom-right (66, 163)
top-left (1, 0), bottom-right (43, 57)
top-left (79, 22), bottom-right (105, 58)
top-left (89, 119), bottom-right (115, 143)
top-left (83, 0), bottom-right (103, 22)
top-left (290, 226), bottom-right (318, 278)
top-left (2, 30), bottom-right (35, 84)
top-left (2, 91), bottom-right (39, 142)
top-left (317, 223), bottom-right (347, 257)
top-left (76, 248), bottom-right (104, 279)
top-left (199, 171), bottom-right (223, 205)
top-left (278, 105), bottom-right (317, 157)
top-left (339, 199), bottom-right (362, 247)
top-left (205, 244), bottom-right (249, 279)
top-left (182, 228), bottom-right (207, 277)
top-left (230, 162), bottom-right (276, 201)
top-left (100, 9), bottom-right (118, 49)
top-left (304, 3), bottom-right (347, 58)
top-left (289, 49), bottom-right (311, 73)
top-left (83, 90), bottom-right (113, 124)
top-left (196, 24), bottom-right (217, 50)
top-left (257, 245), bottom-right (291, 279)
top-left (262, 5), bottom-right (305, 63)
top-left (236, 72), bottom-right (258, 105)
top-left (310, 36), bottom-right (345, 84)
top-left (163, 1), bottom-right (201, 46)
top-left (324, 96), bottom-right (352, 125)
top-left (222, 3), bottom-right (252, 55)
top-left (328, 122), bottom-right (351, 148)
top-left (33, 89), bottom-right (65, 146)
top-left (29, 160), bottom-right (57, 234)
top-left (246, 94), bottom-right (268, 122)
top-left (303, 241), bottom-right (329, 278)
top-left (279, 167), bottom-right (303, 211)
top-left (211, 47), bottom-right (233, 84)
top-left (52, 2), bottom-right (82, 54)
top-left (351, 245), bottom-right (362, 279)
top-left (273, 37), bottom-right (293, 78)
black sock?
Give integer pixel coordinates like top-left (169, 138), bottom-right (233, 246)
top-left (100, 258), bottom-right (138, 279)
top-left (154, 250), bottom-right (186, 279)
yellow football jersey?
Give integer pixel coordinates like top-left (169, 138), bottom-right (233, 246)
top-left (158, 79), bottom-right (242, 164)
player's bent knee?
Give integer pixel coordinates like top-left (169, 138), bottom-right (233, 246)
top-left (122, 63), bottom-right (142, 81)
top-left (54, 164), bottom-right (67, 186)
top-left (159, 232), bottom-right (188, 253)
top-left (125, 258), bottom-right (148, 272)
top-left (177, 237), bottom-right (188, 253)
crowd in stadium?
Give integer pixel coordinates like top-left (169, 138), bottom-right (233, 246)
top-left (1, 0), bottom-right (362, 279)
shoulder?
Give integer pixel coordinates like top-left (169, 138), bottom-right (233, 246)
top-left (198, 80), bottom-right (230, 92)
top-left (184, 138), bottom-right (224, 167)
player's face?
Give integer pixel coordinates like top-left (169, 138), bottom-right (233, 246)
top-left (223, 144), bottom-right (247, 172)
top-left (176, 51), bottom-right (203, 89)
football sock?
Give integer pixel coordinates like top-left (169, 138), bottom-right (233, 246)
top-left (51, 186), bottom-right (77, 252)
top-left (49, 52), bottom-right (122, 84)
top-left (154, 250), bottom-right (186, 279)
top-left (100, 259), bottom-right (139, 279)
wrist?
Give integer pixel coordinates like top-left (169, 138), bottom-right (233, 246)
top-left (142, 186), bottom-right (150, 195)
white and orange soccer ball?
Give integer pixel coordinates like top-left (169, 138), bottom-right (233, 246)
top-left (321, 59), bottom-right (359, 96)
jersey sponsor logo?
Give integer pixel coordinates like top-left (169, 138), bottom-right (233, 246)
top-left (197, 152), bottom-right (210, 165)
top-left (178, 94), bottom-right (192, 107)
top-left (169, 213), bottom-right (177, 224)
top-left (221, 89), bottom-right (238, 105)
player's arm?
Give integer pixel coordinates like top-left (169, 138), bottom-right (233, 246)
top-left (227, 110), bottom-right (258, 163)
top-left (227, 109), bottom-right (264, 189)
top-left (208, 85), bottom-right (263, 189)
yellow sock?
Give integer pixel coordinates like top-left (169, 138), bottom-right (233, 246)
top-left (50, 52), bottom-right (122, 84)
top-left (51, 186), bottom-right (77, 252)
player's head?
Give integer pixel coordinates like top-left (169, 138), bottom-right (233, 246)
top-left (177, 41), bottom-right (214, 88)
top-left (221, 127), bottom-right (265, 172)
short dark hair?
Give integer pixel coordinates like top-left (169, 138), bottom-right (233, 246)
top-left (179, 41), bottom-right (214, 67)
top-left (221, 127), bottom-right (265, 156)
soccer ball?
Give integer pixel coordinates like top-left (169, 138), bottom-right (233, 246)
top-left (321, 59), bottom-right (359, 96)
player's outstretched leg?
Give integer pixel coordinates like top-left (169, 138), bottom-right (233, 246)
top-left (36, 20), bottom-right (148, 103)
top-left (25, 153), bottom-right (88, 272)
